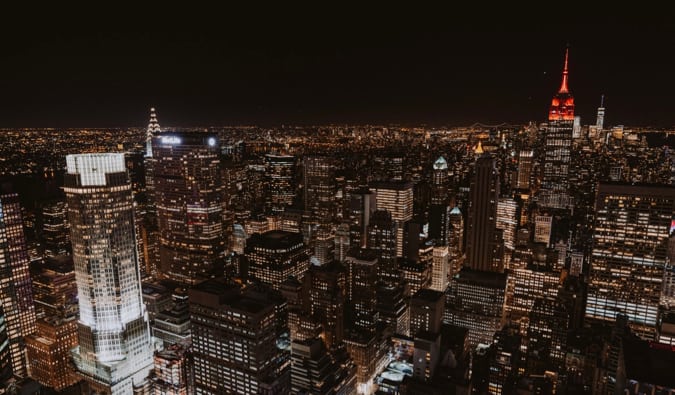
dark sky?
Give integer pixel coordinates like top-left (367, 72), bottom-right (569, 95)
top-left (1, 5), bottom-right (674, 127)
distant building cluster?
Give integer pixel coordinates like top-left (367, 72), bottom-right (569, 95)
top-left (0, 50), bottom-right (675, 395)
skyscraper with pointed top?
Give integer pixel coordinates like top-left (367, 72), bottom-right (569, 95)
top-left (541, 48), bottom-right (575, 209)
top-left (142, 108), bottom-right (162, 277)
top-left (145, 107), bottom-right (161, 158)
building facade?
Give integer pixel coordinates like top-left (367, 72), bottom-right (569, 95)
top-left (65, 153), bottom-right (153, 394)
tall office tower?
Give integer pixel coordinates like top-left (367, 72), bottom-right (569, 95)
top-left (516, 150), bottom-right (534, 191)
top-left (429, 157), bottom-right (451, 248)
top-left (245, 230), bottom-right (310, 290)
top-left (431, 156), bottom-right (449, 205)
top-left (345, 250), bottom-right (380, 334)
top-left (290, 337), bottom-right (358, 395)
top-left (146, 107), bottom-right (161, 158)
top-left (264, 154), bottom-right (296, 215)
top-left (430, 245), bottom-right (449, 292)
top-left (189, 280), bottom-right (289, 394)
top-left (525, 297), bottom-right (569, 375)
top-left (334, 223), bottom-right (350, 263)
top-left (0, 192), bottom-right (36, 378)
top-left (143, 108), bottom-right (161, 277)
top-left (64, 153), bottom-right (153, 393)
top-left (541, 48), bottom-right (574, 208)
top-left (586, 183), bottom-right (675, 340)
top-left (150, 343), bottom-right (193, 395)
top-left (348, 187), bottom-right (376, 249)
top-left (305, 261), bottom-right (346, 348)
top-left (409, 289), bottom-right (444, 336)
top-left (371, 181), bottom-right (414, 257)
top-left (448, 206), bottom-right (464, 276)
top-left (304, 156), bottom-right (338, 223)
top-left (496, 197), bottom-right (518, 265)
top-left (428, 205), bottom-right (450, 247)
top-left (41, 201), bottom-right (70, 257)
top-left (366, 209), bottom-right (398, 283)
top-left (444, 269), bottom-right (507, 348)
top-left (31, 255), bottom-right (78, 319)
top-left (152, 132), bottom-right (226, 285)
top-left (313, 225), bottom-right (334, 266)
top-left (466, 154), bottom-right (503, 272)
top-left (126, 151), bottom-right (150, 278)
top-left (25, 316), bottom-right (80, 391)
top-left (596, 94), bottom-right (605, 130)
top-left (0, 307), bottom-right (11, 384)
top-left (572, 115), bottom-right (581, 139)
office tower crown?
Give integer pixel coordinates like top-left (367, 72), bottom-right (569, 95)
top-left (549, 47), bottom-right (575, 121)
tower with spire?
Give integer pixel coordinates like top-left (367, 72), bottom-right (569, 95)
top-left (596, 95), bottom-right (605, 130)
top-left (548, 48), bottom-right (575, 122)
top-left (540, 48), bottom-right (575, 209)
top-left (145, 107), bottom-right (161, 158)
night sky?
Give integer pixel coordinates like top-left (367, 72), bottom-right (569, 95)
top-left (1, 5), bottom-right (674, 128)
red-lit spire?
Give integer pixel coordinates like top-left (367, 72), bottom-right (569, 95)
top-left (558, 47), bottom-right (570, 93)
top-left (548, 48), bottom-right (574, 121)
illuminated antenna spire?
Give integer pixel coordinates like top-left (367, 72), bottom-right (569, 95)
top-left (146, 107), bottom-right (161, 157)
top-left (558, 47), bottom-right (570, 94)
top-left (600, 94), bottom-right (605, 107)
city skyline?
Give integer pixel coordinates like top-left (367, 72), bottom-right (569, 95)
top-left (1, 7), bottom-right (675, 395)
top-left (1, 7), bottom-right (675, 127)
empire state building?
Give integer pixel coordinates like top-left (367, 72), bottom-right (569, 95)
top-left (541, 48), bottom-right (575, 209)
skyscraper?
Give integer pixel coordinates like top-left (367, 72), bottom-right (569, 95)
top-left (65, 153), bottom-right (153, 394)
top-left (0, 192), bottom-right (36, 378)
top-left (541, 48), bottom-right (575, 209)
top-left (448, 206), bottom-right (464, 276)
top-left (596, 94), bottom-right (605, 130)
top-left (466, 154), bottom-right (503, 272)
top-left (586, 183), bottom-right (675, 340)
top-left (304, 260), bottom-right (346, 349)
top-left (264, 154), bottom-right (296, 215)
top-left (146, 107), bottom-right (161, 159)
top-left (348, 187), bottom-right (376, 249)
top-left (304, 156), bottom-right (338, 223)
top-left (366, 209), bottom-right (398, 283)
top-left (516, 150), bottom-right (534, 191)
top-left (41, 201), bottom-right (70, 257)
top-left (143, 107), bottom-right (161, 278)
top-left (430, 245), bottom-right (449, 292)
top-left (371, 181), bottom-right (414, 257)
top-left (152, 132), bottom-right (226, 285)
top-left (431, 156), bottom-right (449, 205)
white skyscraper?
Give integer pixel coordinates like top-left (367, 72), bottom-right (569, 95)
top-left (65, 153), bottom-right (153, 394)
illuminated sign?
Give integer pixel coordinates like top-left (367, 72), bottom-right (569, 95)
top-left (208, 137), bottom-right (216, 146)
top-left (161, 136), bottom-right (182, 145)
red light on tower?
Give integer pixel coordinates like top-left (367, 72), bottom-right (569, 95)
top-left (548, 48), bottom-right (575, 121)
